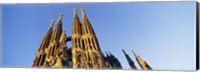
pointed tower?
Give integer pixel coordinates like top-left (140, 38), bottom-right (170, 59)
top-left (104, 51), bottom-right (112, 68)
top-left (33, 8), bottom-right (121, 69)
top-left (132, 50), bottom-right (152, 70)
top-left (122, 49), bottom-right (137, 69)
top-left (45, 14), bottom-right (63, 67)
top-left (32, 20), bottom-right (54, 67)
top-left (108, 52), bottom-right (122, 69)
top-left (71, 8), bottom-right (87, 68)
top-left (80, 8), bottom-right (104, 68)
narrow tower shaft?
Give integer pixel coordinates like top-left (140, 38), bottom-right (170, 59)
top-left (122, 49), bottom-right (137, 69)
top-left (32, 20), bottom-right (54, 67)
top-left (132, 50), bottom-right (152, 70)
top-left (81, 8), bottom-right (104, 68)
top-left (71, 8), bottom-right (87, 68)
top-left (50, 13), bottom-right (63, 42)
top-left (45, 14), bottom-right (64, 67)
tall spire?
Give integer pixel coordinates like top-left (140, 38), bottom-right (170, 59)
top-left (80, 8), bottom-right (85, 17)
top-left (80, 8), bottom-right (105, 68)
top-left (58, 13), bottom-right (63, 22)
top-left (131, 50), bottom-right (137, 58)
top-left (131, 50), bottom-right (152, 70)
top-left (122, 49), bottom-right (126, 55)
top-left (74, 8), bottom-right (77, 16)
top-left (71, 8), bottom-right (86, 68)
top-left (45, 13), bottom-right (63, 67)
top-left (50, 13), bottom-right (63, 42)
top-left (48, 19), bottom-right (54, 30)
top-left (38, 19), bottom-right (54, 51)
top-left (72, 8), bottom-right (82, 34)
top-left (32, 19), bottom-right (54, 67)
top-left (80, 8), bottom-right (95, 35)
top-left (122, 49), bottom-right (137, 69)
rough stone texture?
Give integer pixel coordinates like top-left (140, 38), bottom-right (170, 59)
top-left (32, 8), bottom-right (151, 70)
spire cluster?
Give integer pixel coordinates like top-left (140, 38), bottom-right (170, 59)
top-left (32, 8), bottom-right (152, 70)
top-left (122, 49), bottom-right (153, 70)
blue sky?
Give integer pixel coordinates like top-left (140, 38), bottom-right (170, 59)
top-left (0, 2), bottom-right (196, 70)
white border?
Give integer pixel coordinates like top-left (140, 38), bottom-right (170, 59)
top-left (0, 0), bottom-right (195, 3)
top-left (0, 4), bottom-right (2, 67)
top-left (0, 68), bottom-right (177, 72)
top-left (0, 0), bottom-right (198, 72)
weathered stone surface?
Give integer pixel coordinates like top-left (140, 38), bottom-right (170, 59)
top-left (32, 8), bottom-right (152, 70)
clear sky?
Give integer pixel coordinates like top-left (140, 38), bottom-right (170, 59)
top-left (0, 2), bottom-right (196, 70)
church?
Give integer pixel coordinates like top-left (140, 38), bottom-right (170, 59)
top-left (32, 8), bottom-right (152, 70)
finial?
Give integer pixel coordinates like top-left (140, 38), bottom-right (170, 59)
top-left (59, 13), bottom-right (63, 17)
top-left (48, 19), bottom-right (54, 29)
top-left (73, 8), bottom-right (77, 14)
top-left (80, 8), bottom-right (85, 14)
top-left (132, 50), bottom-right (137, 57)
top-left (50, 19), bottom-right (54, 26)
top-left (58, 13), bottom-right (63, 22)
top-left (51, 19), bottom-right (55, 22)
top-left (59, 13), bottom-right (63, 18)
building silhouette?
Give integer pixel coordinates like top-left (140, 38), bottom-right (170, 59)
top-left (71, 8), bottom-right (104, 68)
top-left (132, 50), bottom-right (152, 70)
top-left (103, 52), bottom-right (122, 69)
top-left (122, 49), bottom-right (137, 69)
top-left (32, 8), bottom-right (152, 70)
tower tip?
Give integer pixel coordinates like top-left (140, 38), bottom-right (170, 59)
top-left (80, 8), bottom-right (85, 14)
top-left (58, 13), bottom-right (63, 22)
top-left (73, 8), bottom-right (77, 14)
top-left (122, 49), bottom-right (126, 54)
top-left (122, 49), bottom-right (125, 52)
top-left (131, 50), bottom-right (137, 57)
top-left (50, 19), bottom-right (54, 27)
top-left (59, 13), bottom-right (63, 17)
top-left (48, 19), bottom-right (54, 30)
top-left (51, 19), bottom-right (55, 23)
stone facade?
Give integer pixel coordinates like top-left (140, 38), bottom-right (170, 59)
top-left (32, 8), bottom-right (152, 70)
